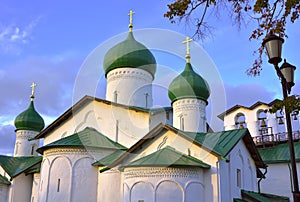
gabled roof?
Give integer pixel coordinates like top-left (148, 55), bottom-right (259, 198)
top-left (0, 155), bottom-right (42, 179)
top-left (0, 174), bottom-right (10, 185)
top-left (218, 99), bottom-right (281, 120)
top-left (123, 146), bottom-right (210, 168)
top-left (37, 127), bottom-right (126, 154)
top-left (258, 141), bottom-right (300, 164)
top-left (103, 123), bottom-right (266, 171)
top-left (34, 95), bottom-right (172, 139)
top-left (241, 189), bottom-right (289, 201)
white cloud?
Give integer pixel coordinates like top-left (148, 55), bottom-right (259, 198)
top-left (0, 16), bottom-right (41, 55)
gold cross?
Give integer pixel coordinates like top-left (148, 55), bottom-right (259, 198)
top-left (182, 36), bottom-right (193, 56)
top-left (30, 82), bottom-right (37, 100)
top-left (128, 10), bottom-right (135, 32)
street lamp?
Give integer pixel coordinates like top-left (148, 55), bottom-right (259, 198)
top-left (263, 33), bottom-right (300, 201)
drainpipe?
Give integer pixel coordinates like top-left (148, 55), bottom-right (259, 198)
top-left (288, 163), bottom-right (293, 192)
top-left (258, 167), bottom-right (268, 193)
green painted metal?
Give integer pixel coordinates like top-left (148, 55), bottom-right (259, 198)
top-left (123, 146), bottom-right (210, 168)
top-left (182, 128), bottom-right (248, 158)
top-left (168, 62), bottom-right (210, 103)
top-left (92, 150), bottom-right (127, 166)
top-left (0, 174), bottom-right (10, 185)
top-left (0, 155), bottom-right (42, 179)
top-left (241, 189), bottom-right (290, 201)
top-left (14, 101), bottom-right (44, 132)
top-left (258, 142), bottom-right (300, 164)
top-left (37, 127), bottom-right (126, 154)
top-left (103, 32), bottom-right (156, 77)
top-left (24, 165), bottom-right (41, 175)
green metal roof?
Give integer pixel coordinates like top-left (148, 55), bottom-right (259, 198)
top-left (123, 146), bottom-right (210, 168)
top-left (168, 62), bottom-right (210, 103)
top-left (241, 189), bottom-right (289, 201)
top-left (233, 199), bottom-right (247, 202)
top-left (102, 123), bottom-right (266, 171)
top-left (258, 141), bottom-right (300, 164)
top-left (103, 32), bottom-right (156, 77)
top-left (0, 174), bottom-right (10, 185)
top-left (181, 128), bottom-right (248, 158)
top-left (168, 125), bottom-right (265, 168)
top-left (92, 150), bottom-right (127, 166)
top-left (0, 155), bottom-right (42, 179)
top-left (14, 101), bottom-right (45, 132)
top-left (24, 165), bottom-right (41, 175)
top-left (37, 127), bottom-right (126, 154)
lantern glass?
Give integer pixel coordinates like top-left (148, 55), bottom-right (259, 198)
top-left (262, 34), bottom-right (284, 65)
top-left (280, 60), bottom-right (296, 85)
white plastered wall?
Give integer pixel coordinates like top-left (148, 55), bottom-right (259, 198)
top-left (172, 98), bottom-right (207, 133)
top-left (31, 173), bottom-right (40, 202)
top-left (38, 147), bottom-right (110, 202)
top-left (106, 67), bottom-right (153, 108)
top-left (8, 173), bottom-right (33, 202)
top-left (123, 167), bottom-right (204, 202)
top-left (14, 130), bottom-right (40, 157)
top-left (219, 141), bottom-right (258, 201)
top-left (223, 104), bottom-right (269, 137)
top-left (98, 168), bottom-right (122, 202)
top-left (260, 162), bottom-right (300, 201)
top-left (43, 100), bottom-right (155, 148)
top-left (111, 130), bottom-right (221, 201)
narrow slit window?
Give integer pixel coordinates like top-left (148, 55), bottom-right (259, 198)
top-left (145, 93), bottom-right (149, 108)
top-left (31, 145), bottom-right (35, 155)
top-left (114, 91), bottom-right (118, 103)
top-left (180, 115), bottom-right (184, 130)
top-left (115, 120), bottom-right (119, 142)
top-left (237, 169), bottom-right (241, 188)
top-left (57, 178), bottom-right (61, 192)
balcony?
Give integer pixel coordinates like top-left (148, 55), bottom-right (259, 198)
top-left (252, 127), bottom-right (300, 148)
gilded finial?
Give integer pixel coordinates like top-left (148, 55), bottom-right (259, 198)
top-left (182, 36), bottom-right (193, 63)
top-left (30, 82), bottom-right (37, 101)
top-left (128, 10), bottom-right (135, 32)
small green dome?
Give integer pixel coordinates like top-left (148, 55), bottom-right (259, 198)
top-left (103, 32), bottom-right (156, 77)
top-left (168, 63), bottom-right (210, 103)
top-left (14, 101), bottom-right (45, 132)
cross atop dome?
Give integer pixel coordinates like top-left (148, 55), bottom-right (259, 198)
top-left (128, 10), bottom-right (135, 32)
top-left (30, 82), bottom-right (37, 101)
top-left (182, 36), bottom-right (193, 63)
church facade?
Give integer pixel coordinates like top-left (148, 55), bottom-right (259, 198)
top-left (0, 12), bottom-right (291, 202)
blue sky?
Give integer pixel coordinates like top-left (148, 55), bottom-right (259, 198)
top-left (0, 0), bottom-right (299, 154)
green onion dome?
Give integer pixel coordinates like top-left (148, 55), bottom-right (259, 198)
top-left (14, 101), bottom-right (45, 132)
top-left (168, 62), bottom-right (210, 103)
top-left (103, 32), bottom-right (156, 78)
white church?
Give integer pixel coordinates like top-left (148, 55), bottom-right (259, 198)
top-left (0, 11), bottom-right (294, 202)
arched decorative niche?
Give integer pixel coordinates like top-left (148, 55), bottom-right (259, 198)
top-left (71, 157), bottom-right (97, 202)
top-left (185, 181), bottom-right (204, 202)
top-left (155, 180), bottom-right (183, 202)
top-left (47, 156), bottom-right (72, 202)
top-left (130, 181), bottom-right (154, 202)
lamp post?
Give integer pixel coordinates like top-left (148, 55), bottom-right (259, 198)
top-left (263, 33), bottom-right (299, 201)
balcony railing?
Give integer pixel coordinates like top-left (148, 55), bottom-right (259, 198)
top-left (253, 130), bottom-right (300, 146)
